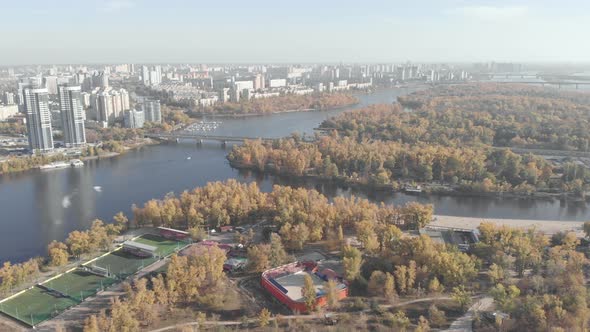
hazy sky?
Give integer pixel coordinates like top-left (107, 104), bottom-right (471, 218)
top-left (1, 0), bottom-right (590, 65)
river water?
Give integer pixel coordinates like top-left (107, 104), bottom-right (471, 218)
top-left (0, 87), bottom-right (588, 263)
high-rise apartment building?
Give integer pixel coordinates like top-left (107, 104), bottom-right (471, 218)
top-left (23, 87), bottom-right (53, 152)
top-left (124, 108), bottom-right (145, 128)
top-left (58, 85), bottom-right (86, 148)
top-left (140, 99), bottom-right (161, 123)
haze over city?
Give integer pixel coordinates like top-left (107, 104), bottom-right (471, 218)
top-left (3, 1), bottom-right (590, 331)
top-left (2, 0), bottom-right (590, 64)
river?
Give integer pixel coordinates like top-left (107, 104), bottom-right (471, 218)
top-left (0, 87), bottom-right (588, 264)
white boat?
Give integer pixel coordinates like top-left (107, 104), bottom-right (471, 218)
top-left (404, 185), bottom-right (423, 193)
top-left (39, 161), bottom-right (70, 170)
top-left (70, 159), bottom-right (84, 167)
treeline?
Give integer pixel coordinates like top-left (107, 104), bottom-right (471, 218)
top-left (199, 93), bottom-right (358, 115)
top-left (320, 84), bottom-right (590, 152)
top-left (0, 154), bottom-right (68, 175)
top-left (132, 180), bottom-right (433, 247)
top-left (0, 214), bottom-right (127, 296)
top-left (83, 246), bottom-right (232, 332)
top-left (228, 136), bottom-right (588, 194)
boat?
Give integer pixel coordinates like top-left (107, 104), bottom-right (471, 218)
top-left (39, 161), bottom-right (70, 170)
top-left (404, 185), bottom-right (423, 193)
top-left (70, 159), bottom-right (84, 167)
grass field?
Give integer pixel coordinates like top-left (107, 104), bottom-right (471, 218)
top-left (135, 234), bottom-right (187, 257)
top-left (0, 233), bottom-right (184, 327)
top-left (42, 270), bottom-right (118, 302)
top-left (92, 250), bottom-right (158, 278)
top-left (0, 287), bottom-right (78, 327)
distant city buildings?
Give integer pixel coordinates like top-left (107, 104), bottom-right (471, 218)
top-left (90, 88), bottom-right (130, 126)
top-left (142, 65), bottom-right (162, 86)
top-left (58, 85), bottom-right (86, 148)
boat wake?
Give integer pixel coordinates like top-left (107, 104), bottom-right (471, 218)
top-left (93, 186), bottom-right (102, 193)
top-left (62, 195), bottom-right (71, 208)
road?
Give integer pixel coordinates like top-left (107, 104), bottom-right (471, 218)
top-left (445, 297), bottom-right (493, 332)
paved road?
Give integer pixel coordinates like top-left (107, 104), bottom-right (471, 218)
top-left (445, 297), bottom-right (493, 332)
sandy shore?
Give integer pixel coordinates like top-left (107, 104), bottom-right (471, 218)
top-left (431, 215), bottom-right (585, 236)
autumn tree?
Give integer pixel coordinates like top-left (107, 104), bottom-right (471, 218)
top-left (323, 279), bottom-right (341, 309)
top-left (258, 308), bottom-right (271, 327)
top-left (83, 315), bottom-right (99, 332)
top-left (368, 271), bottom-right (386, 296)
top-left (428, 305), bottom-right (447, 328)
top-left (66, 230), bottom-right (91, 258)
top-left (247, 244), bottom-right (271, 272)
top-left (47, 241), bottom-right (68, 266)
top-left (268, 233), bottom-right (287, 268)
top-left (302, 274), bottom-right (317, 312)
top-left (342, 246), bottom-right (363, 281)
top-left (452, 286), bottom-right (472, 312)
top-left (415, 315), bottom-right (431, 332)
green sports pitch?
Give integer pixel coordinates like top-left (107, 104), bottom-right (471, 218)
top-left (0, 286), bottom-right (78, 327)
top-left (0, 233), bottom-right (186, 327)
top-left (42, 270), bottom-right (118, 302)
top-left (134, 233), bottom-right (188, 257)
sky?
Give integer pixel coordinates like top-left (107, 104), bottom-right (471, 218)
top-left (1, 0), bottom-right (590, 65)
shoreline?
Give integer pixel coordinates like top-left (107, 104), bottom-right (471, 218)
top-left (431, 215), bottom-right (585, 236)
top-left (190, 102), bottom-right (360, 119)
top-left (227, 160), bottom-right (588, 202)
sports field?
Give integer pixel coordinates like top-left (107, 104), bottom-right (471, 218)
top-left (134, 233), bottom-right (187, 257)
top-left (0, 233), bottom-right (185, 327)
top-left (42, 270), bottom-right (118, 302)
top-left (92, 250), bottom-right (158, 279)
top-left (0, 287), bottom-right (78, 326)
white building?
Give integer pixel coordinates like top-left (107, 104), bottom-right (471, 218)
top-left (3, 92), bottom-right (15, 105)
top-left (139, 99), bottom-right (161, 123)
top-left (23, 88), bottom-right (53, 152)
top-left (58, 85), bottom-right (86, 148)
top-left (124, 108), bottom-right (145, 128)
top-left (269, 79), bottom-right (287, 88)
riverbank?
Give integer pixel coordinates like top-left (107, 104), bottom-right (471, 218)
top-left (431, 215), bottom-right (585, 236)
top-left (0, 138), bottom-right (158, 176)
top-left (189, 102), bottom-right (360, 118)
top-left (227, 159), bottom-right (588, 202)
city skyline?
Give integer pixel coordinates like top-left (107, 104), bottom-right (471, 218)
top-left (2, 0), bottom-right (590, 65)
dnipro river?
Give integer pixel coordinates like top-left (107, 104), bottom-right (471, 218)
top-left (0, 87), bottom-right (588, 263)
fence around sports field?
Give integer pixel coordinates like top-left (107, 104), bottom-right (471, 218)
top-left (0, 234), bottom-right (189, 327)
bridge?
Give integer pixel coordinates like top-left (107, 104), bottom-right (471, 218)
top-left (145, 132), bottom-right (275, 145)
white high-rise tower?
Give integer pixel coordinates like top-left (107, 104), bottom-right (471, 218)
top-left (59, 85), bottom-right (86, 148)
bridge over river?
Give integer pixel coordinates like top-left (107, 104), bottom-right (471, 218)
top-left (145, 132), bottom-right (275, 145)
